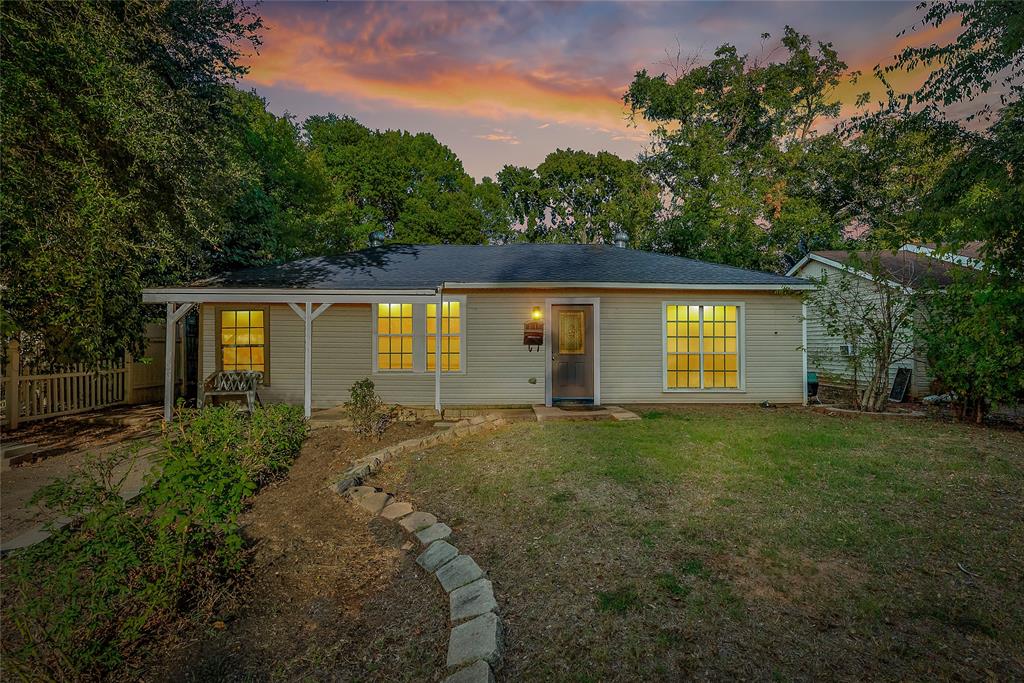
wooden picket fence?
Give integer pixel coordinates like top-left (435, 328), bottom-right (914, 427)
top-left (2, 341), bottom-right (133, 428)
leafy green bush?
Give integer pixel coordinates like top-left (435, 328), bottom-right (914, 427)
top-left (345, 378), bottom-right (397, 440)
top-left (0, 404), bottom-right (307, 679)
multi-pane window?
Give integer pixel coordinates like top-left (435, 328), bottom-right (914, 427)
top-left (665, 304), bottom-right (739, 390)
top-left (427, 301), bottom-right (461, 371)
top-left (221, 309), bottom-right (266, 373)
top-left (377, 303), bottom-right (413, 370)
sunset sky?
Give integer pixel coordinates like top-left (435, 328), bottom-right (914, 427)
top-left (240, 1), bottom-right (965, 179)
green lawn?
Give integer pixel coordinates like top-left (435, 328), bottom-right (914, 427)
top-left (377, 406), bottom-right (1024, 681)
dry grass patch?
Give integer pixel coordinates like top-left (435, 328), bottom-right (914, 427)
top-left (374, 406), bottom-right (1024, 681)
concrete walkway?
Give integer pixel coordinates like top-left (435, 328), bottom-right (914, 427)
top-left (0, 438), bottom-right (159, 554)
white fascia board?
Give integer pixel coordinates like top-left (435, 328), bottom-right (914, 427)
top-left (785, 255), bottom-right (813, 277)
top-left (443, 281), bottom-right (815, 291)
top-left (792, 254), bottom-right (913, 293)
top-left (141, 288), bottom-right (438, 304)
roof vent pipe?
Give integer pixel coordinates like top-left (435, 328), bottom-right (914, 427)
top-left (368, 230), bottom-right (386, 248)
top-left (612, 229), bottom-right (629, 249)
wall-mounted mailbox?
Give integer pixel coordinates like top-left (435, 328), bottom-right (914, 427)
top-left (523, 320), bottom-right (544, 351)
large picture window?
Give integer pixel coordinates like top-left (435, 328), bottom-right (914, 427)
top-left (665, 303), bottom-right (740, 390)
top-left (376, 303), bottom-right (413, 370)
top-left (220, 309), bottom-right (266, 373)
top-left (427, 301), bottom-right (461, 371)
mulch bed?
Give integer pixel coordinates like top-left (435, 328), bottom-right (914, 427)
top-left (143, 421), bottom-right (449, 682)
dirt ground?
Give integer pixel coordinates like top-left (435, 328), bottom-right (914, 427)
top-left (143, 421), bottom-right (450, 682)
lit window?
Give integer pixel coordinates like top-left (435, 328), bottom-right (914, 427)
top-left (665, 304), bottom-right (739, 389)
top-left (221, 309), bottom-right (266, 373)
top-left (427, 301), bottom-right (461, 371)
top-left (377, 303), bottom-right (413, 370)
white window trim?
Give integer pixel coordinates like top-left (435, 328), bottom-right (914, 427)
top-left (427, 296), bottom-right (467, 375)
top-left (371, 296), bottom-right (467, 375)
top-left (661, 301), bottom-right (746, 393)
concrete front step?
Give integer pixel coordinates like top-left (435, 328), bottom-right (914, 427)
top-left (533, 405), bottom-right (641, 422)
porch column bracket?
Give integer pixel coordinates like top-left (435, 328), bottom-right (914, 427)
top-left (289, 302), bottom-right (332, 419)
top-left (163, 302), bottom-right (197, 423)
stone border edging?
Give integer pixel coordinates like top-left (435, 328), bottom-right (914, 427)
top-left (810, 404), bottom-right (927, 418)
top-left (330, 413), bottom-right (512, 682)
top-left (331, 413), bottom-right (509, 493)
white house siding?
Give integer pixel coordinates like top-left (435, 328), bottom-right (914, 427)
top-left (795, 260), bottom-right (932, 398)
top-left (199, 287), bottom-right (804, 408)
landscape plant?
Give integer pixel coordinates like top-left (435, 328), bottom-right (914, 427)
top-left (803, 254), bottom-right (918, 411)
top-left (917, 273), bottom-right (1024, 422)
top-left (0, 404), bottom-right (307, 679)
top-left (345, 378), bottom-right (398, 441)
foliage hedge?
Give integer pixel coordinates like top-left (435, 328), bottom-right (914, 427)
top-left (0, 404), bottom-right (307, 680)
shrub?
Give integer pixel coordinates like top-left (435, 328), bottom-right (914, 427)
top-left (0, 404), bottom-right (307, 679)
top-left (345, 378), bottom-right (397, 440)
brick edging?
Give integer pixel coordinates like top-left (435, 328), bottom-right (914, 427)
top-left (331, 413), bottom-right (511, 682)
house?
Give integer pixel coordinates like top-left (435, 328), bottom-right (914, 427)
top-left (787, 248), bottom-right (965, 399)
top-left (143, 243), bottom-right (814, 420)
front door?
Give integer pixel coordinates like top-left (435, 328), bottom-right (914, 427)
top-left (551, 304), bottom-right (595, 402)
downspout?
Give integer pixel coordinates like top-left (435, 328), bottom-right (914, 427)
top-left (435, 285), bottom-right (443, 417)
top-left (801, 300), bottom-right (808, 406)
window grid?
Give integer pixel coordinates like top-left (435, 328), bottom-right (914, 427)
top-left (377, 303), bottom-right (413, 370)
top-left (665, 304), bottom-right (739, 390)
top-left (221, 310), bottom-right (265, 372)
top-left (427, 301), bottom-right (461, 371)
top-left (701, 305), bottom-right (739, 388)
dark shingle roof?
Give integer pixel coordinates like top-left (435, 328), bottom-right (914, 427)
top-left (194, 244), bottom-right (808, 290)
top-left (812, 250), bottom-right (964, 288)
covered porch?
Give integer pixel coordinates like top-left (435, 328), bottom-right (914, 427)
top-left (142, 288), bottom-right (448, 422)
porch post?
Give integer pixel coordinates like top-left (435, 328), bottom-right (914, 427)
top-left (303, 303), bottom-right (312, 419)
top-left (434, 288), bottom-right (442, 415)
top-left (163, 303), bottom-right (175, 423)
top-left (163, 302), bottom-right (197, 423)
top-left (289, 302), bottom-right (332, 419)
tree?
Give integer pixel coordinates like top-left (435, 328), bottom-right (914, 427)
top-left (918, 274), bottom-right (1024, 422)
top-left (216, 90), bottom-right (333, 270)
top-left (1, 0), bottom-right (262, 365)
top-left (883, 0), bottom-right (1024, 120)
top-left (625, 28), bottom-right (851, 271)
top-left (804, 254), bottom-right (918, 412)
top-left (496, 149), bottom-right (659, 246)
top-left (304, 115), bottom-right (497, 248)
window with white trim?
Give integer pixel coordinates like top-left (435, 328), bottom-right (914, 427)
top-left (665, 304), bottom-right (740, 390)
top-left (427, 301), bottom-right (462, 372)
top-left (372, 298), bottom-right (466, 373)
top-left (376, 303), bottom-right (413, 370)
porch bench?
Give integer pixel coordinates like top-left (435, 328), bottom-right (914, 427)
top-left (200, 371), bottom-right (264, 413)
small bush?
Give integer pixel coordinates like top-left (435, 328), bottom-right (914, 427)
top-left (0, 404), bottom-right (307, 679)
top-left (345, 378), bottom-right (397, 440)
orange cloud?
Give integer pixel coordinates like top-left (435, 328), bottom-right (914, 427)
top-left (242, 17), bottom-right (641, 134)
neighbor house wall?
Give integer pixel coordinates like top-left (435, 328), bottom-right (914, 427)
top-left (795, 260), bottom-right (932, 398)
top-left (199, 287), bottom-right (805, 408)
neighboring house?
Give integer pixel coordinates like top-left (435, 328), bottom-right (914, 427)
top-left (144, 243), bottom-right (814, 420)
top-left (787, 249), bottom-right (965, 399)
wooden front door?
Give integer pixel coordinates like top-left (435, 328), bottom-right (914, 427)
top-left (551, 304), bottom-right (595, 402)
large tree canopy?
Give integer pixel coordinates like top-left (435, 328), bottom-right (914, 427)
top-left (1, 0), bottom-right (263, 364)
top-left (624, 27), bottom-right (851, 271)
top-left (497, 149), bottom-right (659, 246)
top-left (303, 115), bottom-right (501, 248)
